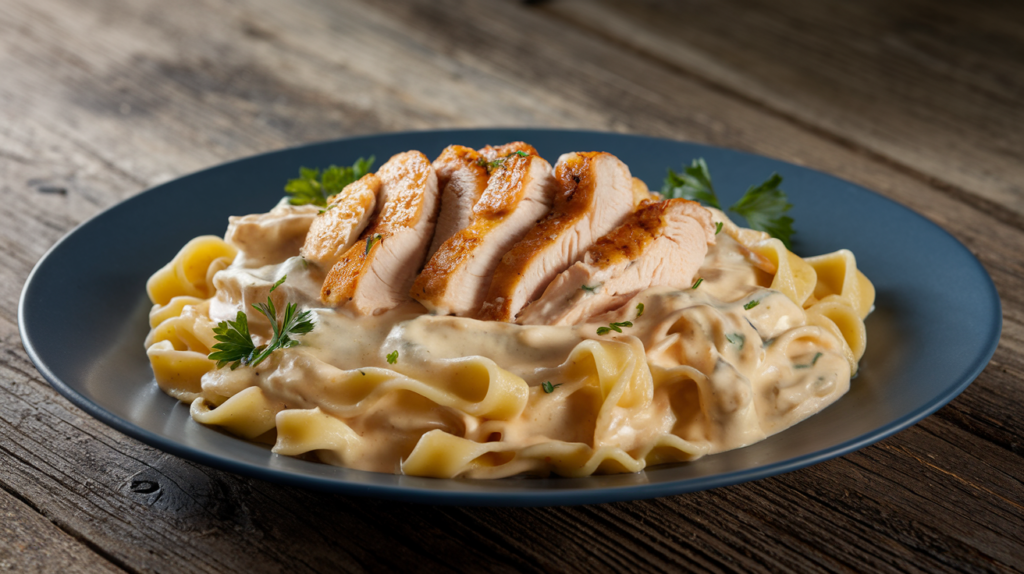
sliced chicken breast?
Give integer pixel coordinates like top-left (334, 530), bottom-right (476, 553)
top-left (476, 151), bottom-right (635, 322)
top-left (518, 199), bottom-right (717, 326)
top-left (425, 145), bottom-right (489, 260)
top-left (300, 174), bottom-right (380, 271)
top-left (410, 143), bottom-right (554, 316)
top-left (321, 151), bottom-right (439, 314)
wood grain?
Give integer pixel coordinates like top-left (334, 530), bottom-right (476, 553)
top-left (0, 0), bottom-right (1022, 571)
top-left (541, 0), bottom-right (1024, 227)
top-left (0, 487), bottom-right (124, 573)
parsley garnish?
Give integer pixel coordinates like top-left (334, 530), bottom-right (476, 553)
top-left (597, 321), bottom-right (633, 336)
top-left (795, 352), bottom-right (824, 369)
top-left (744, 299), bottom-right (760, 310)
top-left (365, 233), bottom-right (383, 256)
top-left (635, 303), bottom-right (645, 318)
top-left (725, 333), bottom-right (745, 349)
top-left (477, 151), bottom-right (530, 174)
top-left (386, 350), bottom-right (398, 364)
top-left (208, 275), bottom-right (315, 369)
top-left (581, 284), bottom-right (600, 293)
top-left (730, 174), bottom-right (794, 249)
top-left (541, 381), bottom-right (562, 393)
top-left (714, 222), bottom-right (723, 235)
top-left (663, 159), bottom-right (795, 249)
top-left (662, 158), bottom-right (720, 209)
top-left (285, 156), bottom-right (375, 207)
top-left (691, 277), bottom-right (703, 289)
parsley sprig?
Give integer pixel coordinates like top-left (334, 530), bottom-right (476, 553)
top-left (663, 159), bottom-right (795, 249)
top-left (285, 156), bottom-right (375, 207)
top-left (208, 275), bottom-right (315, 370)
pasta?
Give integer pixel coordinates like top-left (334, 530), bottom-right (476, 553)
top-left (143, 161), bottom-right (874, 480)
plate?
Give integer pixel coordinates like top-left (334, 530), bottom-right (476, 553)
top-left (19, 129), bottom-right (1001, 506)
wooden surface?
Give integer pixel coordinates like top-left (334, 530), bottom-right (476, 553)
top-left (1, 0), bottom-right (1022, 571)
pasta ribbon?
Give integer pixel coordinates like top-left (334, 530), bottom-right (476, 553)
top-left (273, 408), bottom-right (362, 462)
top-left (804, 249), bottom-right (875, 318)
top-left (562, 338), bottom-right (653, 446)
top-left (805, 300), bottom-right (867, 370)
top-left (263, 353), bottom-right (529, 421)
top-left (146, 340), bottom-right (214, 402)
top-left (190, 386), bottom-right (282, 439)
top-left (146, 236), bottom-right (237, 305)
top-left (652, 364), bottom-right (765, 451)
top-left (748, 238), bottom-right (817, 307)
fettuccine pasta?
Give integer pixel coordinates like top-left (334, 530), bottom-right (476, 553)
top-left (143, 201), bottom-right (872, 479)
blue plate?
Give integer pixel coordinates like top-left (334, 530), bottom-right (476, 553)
top-left (19, 129), bottom-right (1001, 506)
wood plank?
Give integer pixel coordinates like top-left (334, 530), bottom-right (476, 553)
top-left (539, 0), bottom-right (1024, 227)
top-left (0, 0), bottom-right (1021, 571)
top-left (0, 487), bottom-right (124, 573)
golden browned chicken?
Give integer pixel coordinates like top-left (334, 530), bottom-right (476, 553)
top-left (517, 198), bottom-right (716, 325)
top-left (476, 151), bottom-right (635, 322)
top-left (321, 151), bottom-right (439, 314)
top-left (411, 143), bottom-right (555, 316)
top-left (300, 174), bottom-right (380, 271)
top-left (425, 145), bottom-right (490, 260)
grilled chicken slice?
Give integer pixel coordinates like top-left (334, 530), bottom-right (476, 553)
top-left (300, 174), bottom-right (381, 271)
top-left (410, 143), bottom-right (554, 316)
top-left (321, 151), bottom-right (439, 314)
top-left (477, 151), bottom-right (635, 322)
top-left (518, 199), bottom-right (716, 326)
top-left (425, 145), bottom-right (489, 260)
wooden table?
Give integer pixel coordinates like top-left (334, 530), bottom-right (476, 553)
top-left (2, 0), bottom-right (1022, 571)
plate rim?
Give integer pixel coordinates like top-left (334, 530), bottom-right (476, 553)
top-left (18, 128), bottom-right (1003, 506)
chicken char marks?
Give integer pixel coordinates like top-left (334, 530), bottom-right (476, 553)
top-left (321, 151), bottom-right (439, 315)
top-left (411, 142), bottom-right (555, 316)
top-left (517, 198), bottom-right (717, 326)
top-left (476, 151), bottom-right (635, 322)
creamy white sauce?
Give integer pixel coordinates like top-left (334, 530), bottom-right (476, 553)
top-left (187, 230), bottom-right (852, 478)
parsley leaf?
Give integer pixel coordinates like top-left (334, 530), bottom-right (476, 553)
top-left (635, 303), bottom-right (645, 318)
top-left (730, 174), bottom-right (795, 249)
top-left (663, 159), bottom-right (796, 249)
top-left (597, 320), bottom-right (633, 335)
top-left (691, 277), bottom-right (703, 289)
top-left (386, 350), bottom-right (398, 364)
top-left (285, 156), bottom-right (375, 207)
top-left (365, 233), bottom-right (383, 256)
top-left (795, 352), bottom-right (824, 369)
top-left (541, 381), bottom-right (562, 393)
top-left (208, 275), bottom-right (315, 369)
top-left (581, 284), bottom-right (600, 293)
top-left (209, 312), bottom-right (259, 370)
top-left (662, 159), bottom-right (721, 209)
top-left (744, 299), bottom-right (760, 310)
top-left (725, 333), bottom-right (746, 349)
